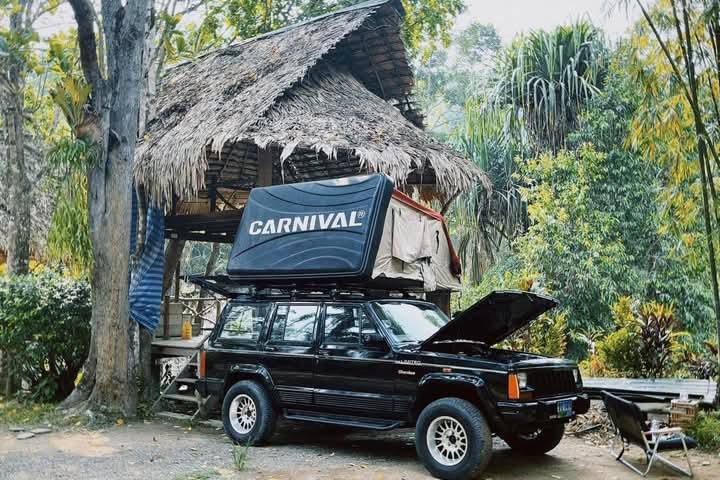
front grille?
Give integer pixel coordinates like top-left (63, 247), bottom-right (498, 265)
top-left (528, 369), bottom-right (577, 398)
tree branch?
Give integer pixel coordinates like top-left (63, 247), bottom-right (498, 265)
top-left (68, 0), bottom-right (104, 101)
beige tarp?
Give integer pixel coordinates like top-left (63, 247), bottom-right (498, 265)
top-left (372, 197), bottom-right (461, 291)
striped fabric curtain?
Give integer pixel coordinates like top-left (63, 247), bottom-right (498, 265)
top-left (129, 193), bottom-right (166, 331)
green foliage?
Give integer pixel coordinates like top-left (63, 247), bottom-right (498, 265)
top-left (636, 301), bottom-right (681, 378)
top-left (0, 399), bottom-right (57, 425)
top-left (175, 470), bottom-right (222, 480)
top-left (47, 173), bottom-right (92, 276)
top-left (232, 443), bottom-right (251, 471)
top-left (44, 36), bottom-right (97, 277)
top-left (494, 20), bottom-right (608, 151)
top-left (687, 410), bottom-right (720, 450)
top-left (684, 342), bottom-right (720, 380)
top-left (165, 0), bottom-right (463, 65)
top-left (0, 272), bottom-right (91, 402)
top-left (515, 145), bottom-right (636, 337)
top-left (591, 298), bottom-right (685, 378)
top-left (49, 76), bottom-right (91, 132)
top-left (448, 103), bottom-right (526, 282)
top-left (597, 328), bottom-right (643, 376)
top-left (500, 311), bottom-right (568, 358)
top-left (453, 265), bottom-right (568, 358)
top-left (47, 138), bottom-right (99, 171)
top-left (415, 22), bottom-right (502, 131)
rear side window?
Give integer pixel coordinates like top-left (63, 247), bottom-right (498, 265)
top-left (269, 304), bottom-right (318, 343)
top-left (218, 303), bottom-right (270, 342)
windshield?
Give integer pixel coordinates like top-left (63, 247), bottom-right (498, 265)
top-left (371, 301), bottom-right (450, 343)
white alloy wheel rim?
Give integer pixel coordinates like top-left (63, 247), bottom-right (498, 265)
top-left (426, 415), bottom-right (469, 466)
top-left (229, 394), bottom-right (257, 434)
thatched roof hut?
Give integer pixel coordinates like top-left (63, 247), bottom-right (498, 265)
top-left (135, 0), bottom-right (487, 217)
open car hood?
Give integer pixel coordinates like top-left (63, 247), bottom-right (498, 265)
top-left (420, 290), bottom-right (558, 349)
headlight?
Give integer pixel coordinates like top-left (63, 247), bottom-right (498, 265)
top-left (517, 372), bottom-right (528, 389)
top-left (572, 368), bottom-right (580, 383)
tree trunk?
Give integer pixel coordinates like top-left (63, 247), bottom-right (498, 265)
top-left (163, 239), bottom-right (186, 295)
top-left (2, 8), bottom-right (31, 276)
top-left (63, 0), bottom-right (150, 415)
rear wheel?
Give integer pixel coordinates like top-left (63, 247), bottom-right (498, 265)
top-left (222, 380), bottom-right (277, 445)
top-left (501, 423), bottom-right (565, 455)
top-left (415, 398), bottom-right (493, 480)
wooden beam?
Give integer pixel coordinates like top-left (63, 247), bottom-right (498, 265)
top-left (257, 146), bottom-right (273, 186)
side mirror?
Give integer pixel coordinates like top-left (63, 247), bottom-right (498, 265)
top-left (362, 332), bottom-right (388, 349)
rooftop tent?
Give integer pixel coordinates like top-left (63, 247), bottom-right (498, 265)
top-left (227, 175), bottom-right (461, 291)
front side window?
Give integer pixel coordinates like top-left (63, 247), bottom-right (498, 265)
top-left (372, 301), bottom-right (449, 344)
top-left (218, 302), bottom-right (270, 342)
top-left (323, 305), bottom-right (377, 345)
top-left (269, 304), bottom-right (318, 343)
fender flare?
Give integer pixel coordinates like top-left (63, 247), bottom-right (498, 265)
top-left (223, 363), bottom-right (278, 405)
top-left (415, 372), bottom-right (504, 431)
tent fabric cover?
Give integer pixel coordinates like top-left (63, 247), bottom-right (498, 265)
top-left (372, 192), bottom-right (461, 291)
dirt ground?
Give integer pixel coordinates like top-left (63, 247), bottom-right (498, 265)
top-left (1, 419), bottom-right (718, 480)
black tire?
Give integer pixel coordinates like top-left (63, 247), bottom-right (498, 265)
top-left (222, 380), bottom-right (277, 445)
top-left (415, 398), bottom-right (493, 480)
top-left (501, 423), bottom-right (565, 455)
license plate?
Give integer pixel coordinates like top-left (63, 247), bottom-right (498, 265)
top-left (557, 399), bottom-right (573, 418)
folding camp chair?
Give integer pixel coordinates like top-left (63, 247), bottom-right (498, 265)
top-left (602, 391), bottom-right (696, 477)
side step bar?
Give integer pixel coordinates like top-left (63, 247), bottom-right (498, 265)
top-left (284, 409), bottom-right (405, 430)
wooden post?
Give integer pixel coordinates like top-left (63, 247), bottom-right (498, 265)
top-left (427, 290), bottom-right (451, 317)
top-left (209, 176), bottom-right (217, 212)
top-left (162, 295), bottom-right (170, 340)
top-left (174, 256), bottom-right (181, 303)
top-left (257, 146), bottom-right (273, 186)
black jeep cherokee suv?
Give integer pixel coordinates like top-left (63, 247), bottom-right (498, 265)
top-left (197, 289), bottom-right (589, 480)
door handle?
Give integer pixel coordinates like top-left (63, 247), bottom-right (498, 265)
top-left (318, 351), bottom-right (330, 357)
top-left (265, 346), bottom-right (278, 352)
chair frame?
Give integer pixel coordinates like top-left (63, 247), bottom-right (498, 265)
top-left (603, 391), bottom-right (694, 478)
top-left (609, 426), bottom-right (694, 477)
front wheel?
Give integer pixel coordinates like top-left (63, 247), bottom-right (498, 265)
top-left (222, 380), bottom-right (277, 445)
top-left (415, 398), bottom-right (493, 480)
top-left (501, 423), bottom-right (565, 455)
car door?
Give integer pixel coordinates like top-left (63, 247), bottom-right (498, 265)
top-left (261, 302), bottom-right (320, 407)
top-left (314, 303), bottom-right (397, 418)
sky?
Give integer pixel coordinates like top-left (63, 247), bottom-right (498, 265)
top-left (35, 0), bottom-right (642, 43)
top-left (456, 0), bottom-right (641, 43)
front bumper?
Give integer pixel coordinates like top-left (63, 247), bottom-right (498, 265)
top-left (496, 394), bottom-right (590, 427)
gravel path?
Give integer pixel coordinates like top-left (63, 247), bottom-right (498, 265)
top-left (1, 419), bottom-right (718, 480)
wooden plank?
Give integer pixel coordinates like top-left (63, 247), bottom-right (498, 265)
top-left (584, 377), bottom-right (717, 405)
top-left (152, 333), bottom-right (209, 350)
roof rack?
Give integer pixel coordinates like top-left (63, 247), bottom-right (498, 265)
top-left (185, 275), bottom-right (426, 300)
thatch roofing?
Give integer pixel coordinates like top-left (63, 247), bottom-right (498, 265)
top-left (135, 0), bottom-right (486, 204)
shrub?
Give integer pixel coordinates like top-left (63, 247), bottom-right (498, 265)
top-left (597, 327), bottom-right (643, 376)
top-left (502, 311), bottom-right (568, 357)
top-left (683, 342), bottom-right (719, 380)
top-left (636, 302), bottom-right (680, 378)
top-left (0, 272), bottom-right (91, 402)
top-left (593, 298), bottom-right (684, 378)
top-left (687, 411), bottom-right (720, 450)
